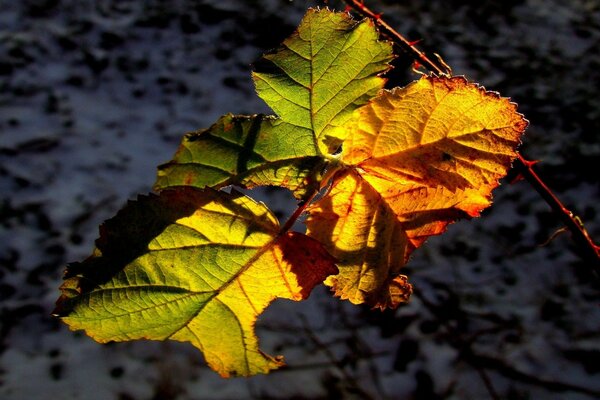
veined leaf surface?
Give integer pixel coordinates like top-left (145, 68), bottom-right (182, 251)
top-left (253, 8), bottom-right (393, 154)
top-left (155, 8), bottom-right (393, 198)
top-left (55, 188), bottom-right (337, 377)
top-left (155, 114), bottom-right (326, 199)
top-left (307, 76), bottom-right (528, 309)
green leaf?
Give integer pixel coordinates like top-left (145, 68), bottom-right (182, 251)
top-left (155, 114), bottom-right (326, 199)
top-left (154, 8), bottom-right (393, 198)
top-left (54, 188), bottom-right (337, 377)
top-left (253, 8), bottom-right (393, 154)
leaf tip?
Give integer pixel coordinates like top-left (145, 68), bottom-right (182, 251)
top-left (371, 275), bottom-right (413, 310)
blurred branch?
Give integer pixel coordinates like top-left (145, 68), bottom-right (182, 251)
top-left (341, 0), bottom-right (600, 270)
top-left (297, 314), bottom-right (378, 400)
top-left (415, 288), bottom-right (600, 398)
top-left (463, 349), bottom-right (600, 398)
top-left (342, 0), bottom-right (450, 76)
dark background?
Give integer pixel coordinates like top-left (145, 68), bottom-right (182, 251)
top-left (1, 0), bottom-right (599, 399)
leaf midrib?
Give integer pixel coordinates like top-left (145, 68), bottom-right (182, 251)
top-left (72, 286), bottom-right (209, 321)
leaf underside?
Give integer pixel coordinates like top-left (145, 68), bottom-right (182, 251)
top-left (55, 188), bottom-right (337, 377)
top-left (307, 76), bottom-right (528, 309)
top-left (155, 8), bottom-right (393, 199)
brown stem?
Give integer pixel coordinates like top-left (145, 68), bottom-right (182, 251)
top-left (279, 162), bottom-right (344, 234)
top-left (279, 187), bottom-right (320, 234)
top-left (342, 0), bottom-right (600, 268)
top-left (342, 0), bottom-right (450, 76)
top-left (513, 155), bottom-right (600, 269)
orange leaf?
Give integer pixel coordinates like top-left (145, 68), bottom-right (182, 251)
top-left (307, 76), bottom-right (528, 309)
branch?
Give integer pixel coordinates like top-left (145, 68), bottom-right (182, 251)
top-left (463, 349), bottom-right (600, 398)
top-left (414, 288), bottom-right (600, 398)
top-left (342, 0), bottom-right (600, 268)
top-left (342, 0), bottom-right (450, 77)
top-left (513, 155), bottom-right (600, 269)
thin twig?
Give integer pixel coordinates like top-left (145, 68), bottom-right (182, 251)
top-left (513, 155), bottom-right (600, 270)
top-left (474, 367), bottom-right (502, 400)
top-left (297, 314), bottom-right (377, 400)
top-left (414, 287), bottom-right (501, 400)
top-left (342, 0), bottom-right (450, 76)
top-left (464, 350), bottom-right (600, 398)
top-left (342, 0), bottom-right (599, 268)
top-left (414, 288), bottom-right (600, 398)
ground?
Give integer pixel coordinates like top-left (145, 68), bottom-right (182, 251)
top-left (1, 0), bottom-right (599, 399)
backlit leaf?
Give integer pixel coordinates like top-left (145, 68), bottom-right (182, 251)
top-left (155, 114), bottom-right (326, 199)
top-left (253, 8), bottom-right (393, 154)
top-left (155, 9), bottom-right (393, 198)
top-left (54, 188), bottom-right (337, 377)
top-left (306, 76), bottom-right (528, 309)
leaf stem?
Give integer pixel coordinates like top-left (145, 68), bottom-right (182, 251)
top-left (280, 188), bottom-right (320, 234)
top-left (341, 0), bottom-right (600, 268)
top-left (279, 163), bottom-right (345, 235)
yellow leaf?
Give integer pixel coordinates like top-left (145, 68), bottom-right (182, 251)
top-left (307, 76), bottom-right (528, 309)
top-left (55, 188), bottom-right (337, 377)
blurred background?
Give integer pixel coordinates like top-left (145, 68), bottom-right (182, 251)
top-left (1, 0), bottom-right (599, 398)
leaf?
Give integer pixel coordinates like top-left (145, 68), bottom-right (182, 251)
top-left (253, 8), bottom-right (393, 154)
top-left (54, 188), bottom-right (337, 377)
top-left (155, 114), bottom-right (326, 199)
top-left (306, 76), bottom-right (528, 309)
top-left (155, 8), bottom-right (393, 198)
